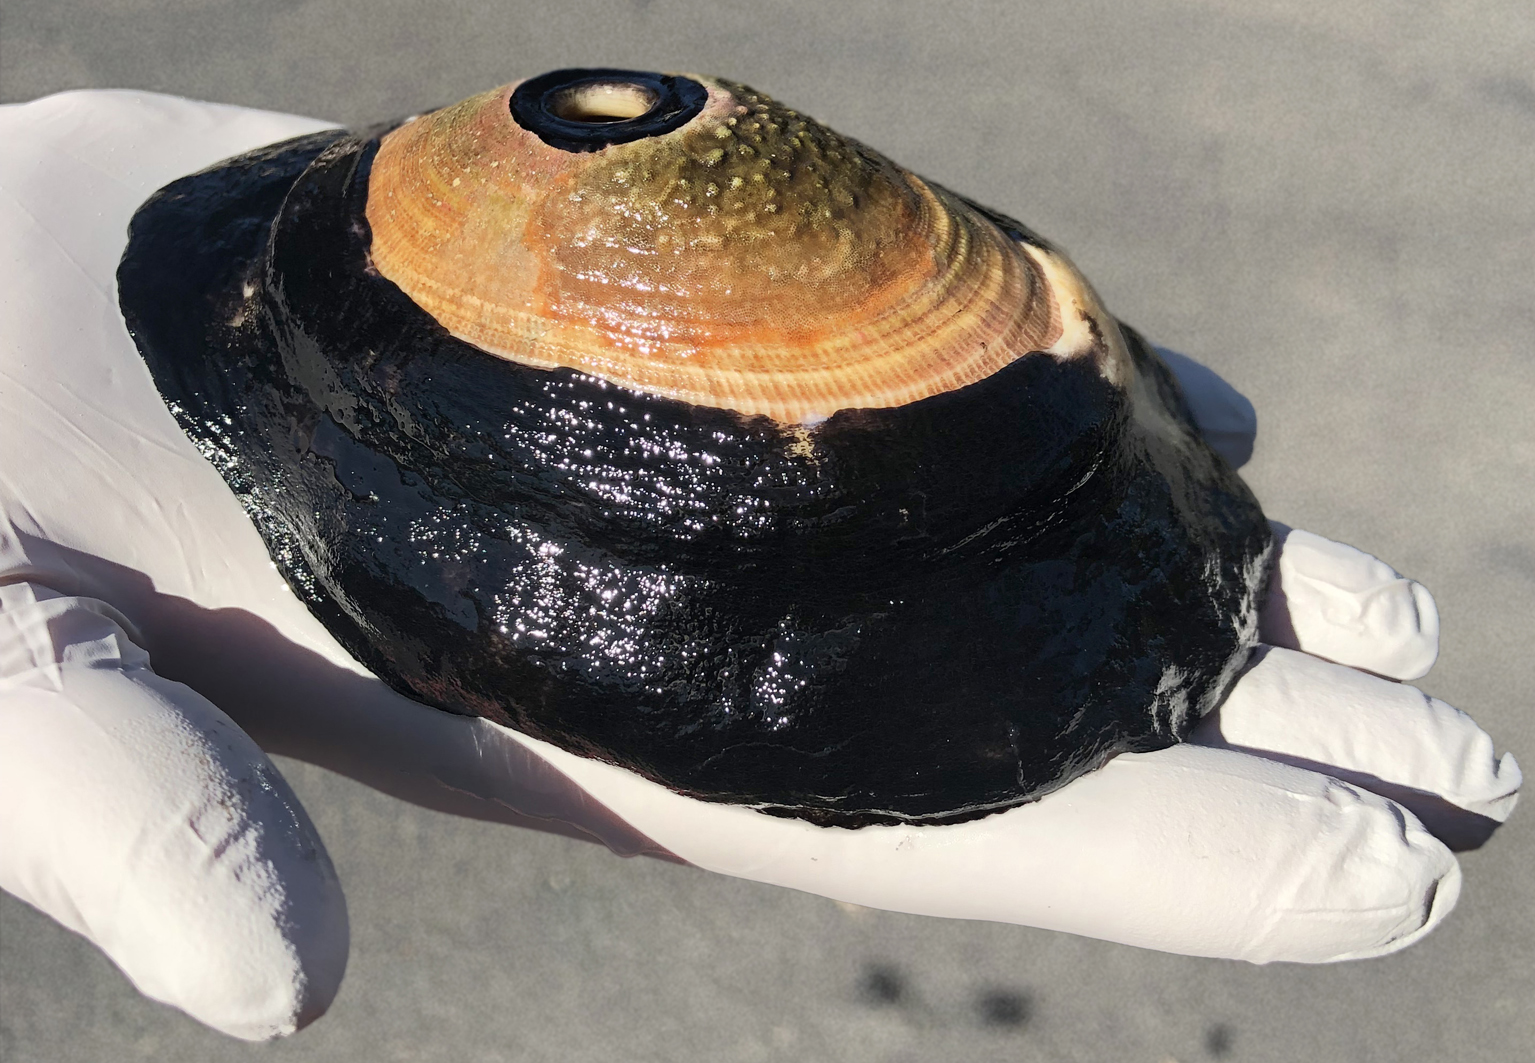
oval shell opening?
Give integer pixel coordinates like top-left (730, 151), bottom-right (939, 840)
top-left (549, 81), bottom-right (659, 123)
top-left (508, 68), bottom-right (709, 152)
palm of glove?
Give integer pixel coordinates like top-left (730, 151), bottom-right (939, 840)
top-left (0, 92), bottom-right (1519, 1041)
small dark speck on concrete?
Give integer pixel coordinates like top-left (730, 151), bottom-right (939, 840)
top-left (1479, 76), bottom-right (1535, 116)
top-left (1205, 1022), bottom-right (1235, 1057)
top-left (976, 988), bottom-right (1032, 1029)
top-left (859, 964), bottom-right (906, 1006)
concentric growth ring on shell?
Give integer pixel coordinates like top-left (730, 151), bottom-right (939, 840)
top-left (366, 71), bottom-right (1077, 423)
top-left (510, 68), bottom-right (709, 152)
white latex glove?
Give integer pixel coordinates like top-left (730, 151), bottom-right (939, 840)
top-left (0, 90), bottom-right (1520, 1040)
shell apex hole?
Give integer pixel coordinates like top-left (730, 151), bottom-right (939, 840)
top-left (551, 81), bottom-right (660, 123)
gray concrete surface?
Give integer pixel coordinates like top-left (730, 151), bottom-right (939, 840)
top-left (3, 1), bottom-right (1532, 1060)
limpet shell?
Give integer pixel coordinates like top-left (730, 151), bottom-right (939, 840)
top-left (118, 70), bottom-right (1271, 827)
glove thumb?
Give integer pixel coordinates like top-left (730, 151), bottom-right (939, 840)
top-left (0, 582), bottom-right (348, 1039)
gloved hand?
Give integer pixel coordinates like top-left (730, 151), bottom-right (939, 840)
top-left (0, 90), bottom-right (1520, 1041)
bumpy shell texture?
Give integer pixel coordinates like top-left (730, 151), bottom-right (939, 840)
top-left (118, 70), bottom-right (1272, 827)
top-left (365, 75), bottom-right (1060, 423)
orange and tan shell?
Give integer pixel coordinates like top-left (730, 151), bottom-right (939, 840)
top-left (365, 74), bottom-right (1129, 424)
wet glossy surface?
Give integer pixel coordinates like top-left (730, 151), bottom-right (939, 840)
top-left (119, 124), bottom-right (1271, 826)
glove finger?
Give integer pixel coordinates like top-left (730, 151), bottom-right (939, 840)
top-left (1260, 524), bottom-right (1440, 680)
top-left (1191, 645), bottom-right (1520, 850)
top-left (496, 726), bottom-right (1460, 964)
top-left (1153, 346), bottom-right (1258, 468)
top-left (0, 583), bottom-right (348, 1040)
